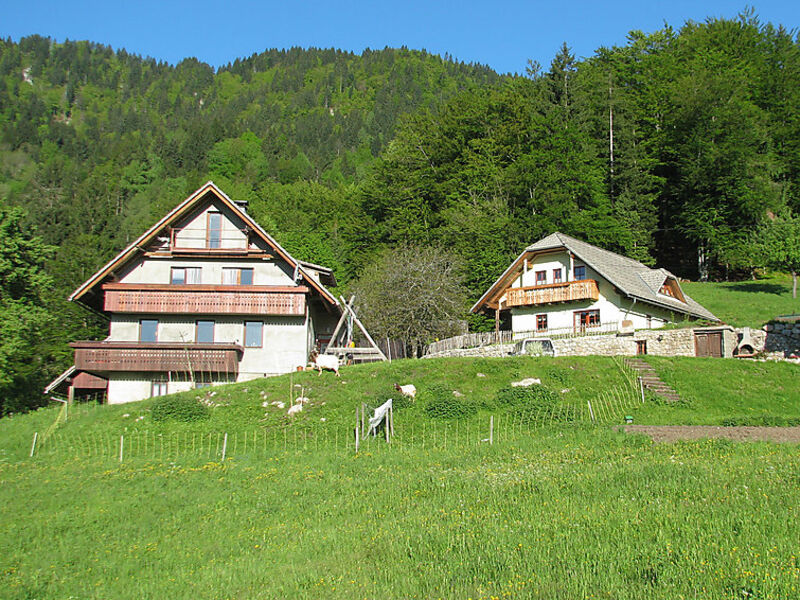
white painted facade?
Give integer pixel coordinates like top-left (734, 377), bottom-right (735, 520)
top-left (505, 250), bottom-right (675, 337)
top-left (69, 183), bottom-right (340, 405)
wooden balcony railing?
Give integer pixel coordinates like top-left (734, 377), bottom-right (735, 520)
top-left (504, 280), bottom-right (599, 308)
top-left (102, 284), bottom-right (307, 315)
top-left (71, 341), bottom-right (243, 374)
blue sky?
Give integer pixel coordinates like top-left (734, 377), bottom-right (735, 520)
top-left (3, 1), bottom-right (798, 74)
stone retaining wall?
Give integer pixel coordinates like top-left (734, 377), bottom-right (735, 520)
top-left (424, 324), bottom-right (800, 360)
top-left (552, 328), bottom-right (696, 357)
top-left (760, 325), bottom-right (800, 359)
top-left (424, 344), bottom-right (514, 359)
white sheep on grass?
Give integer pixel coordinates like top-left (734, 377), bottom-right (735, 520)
top-left (394, 383), bottom-right (416, 399)
top-left (309, 350), bottom-right (341, 377)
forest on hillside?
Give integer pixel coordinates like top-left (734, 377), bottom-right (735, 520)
top-left (1, 10), bottom-right (799, 413)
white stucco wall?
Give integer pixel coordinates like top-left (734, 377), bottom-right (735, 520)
top-left (95, 200), bottom-right (338, 404)
top-left (118, 256), bottom-right (295, 287)
top-left (172, 202), bottom-right (249, 249)
top-left (506, 251), bottom-right (675, 336)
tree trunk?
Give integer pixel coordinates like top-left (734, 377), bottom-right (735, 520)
top-left (793, 270), bottom-right (797, 299)
top-left (608, 76), bottom-right (614, 200)
top-left (698, 245), bottom-right (709, 282)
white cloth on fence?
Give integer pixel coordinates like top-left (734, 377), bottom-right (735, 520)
top-left (367, 399), bottom-right (393, 436)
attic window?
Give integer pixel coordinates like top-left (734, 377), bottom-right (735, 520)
top-left (658, 278), bottom-right (686, 302)
top-left (207, 212), bottom-right (222, 249)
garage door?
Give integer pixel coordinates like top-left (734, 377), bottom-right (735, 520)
top-left (695, 332), bottom-right (723, 357)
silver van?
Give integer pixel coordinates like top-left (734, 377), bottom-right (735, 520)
top-left (510, 338), bottom-right (556, 357)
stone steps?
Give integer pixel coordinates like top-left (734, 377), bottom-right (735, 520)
top-left (626, 358), bottom-right (682, 403)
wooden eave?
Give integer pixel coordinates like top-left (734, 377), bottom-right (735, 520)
top-left (471, 246), bottom-right (567, 312)
top-left (145, 249), bottom-right (274, 259)
top-left (69, 181), bottom-right (339, 311)
top-left (101, 283), bottom-right (309, 293)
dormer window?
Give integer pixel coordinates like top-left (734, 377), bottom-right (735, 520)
top-left (658, 278), bottom-right (686, 302)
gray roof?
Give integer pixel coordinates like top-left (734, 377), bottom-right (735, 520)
top-left (525, 232), bottom-right (718, 321)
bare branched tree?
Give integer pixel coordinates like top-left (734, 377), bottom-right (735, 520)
top-left (350, 246), bottom-right (469, 356)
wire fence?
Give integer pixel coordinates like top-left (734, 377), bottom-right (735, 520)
top-left (25, 359), bottom-right (646, 462)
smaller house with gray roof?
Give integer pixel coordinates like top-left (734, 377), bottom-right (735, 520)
top-left (471, 232), bottom-right (718, 338)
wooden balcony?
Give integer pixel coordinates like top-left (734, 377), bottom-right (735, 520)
top-left (102, 284), bottom-right (307, 316)
top-left (70, 341), bottom-right (243, 374)
top-left (504, 280), bottom-right (599, 308)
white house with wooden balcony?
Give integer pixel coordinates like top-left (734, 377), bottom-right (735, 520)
top-left (62, 181), bottom-right (341, 404)
top-left (472, 232), bottom-right (718, 338)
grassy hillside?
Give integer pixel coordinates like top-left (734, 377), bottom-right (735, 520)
top-left (3, 356), bottom-right (799, 463)
top-left (3, 356), bottom-right (800, 598)
top-left (682, 274), bottom-right (799, 327)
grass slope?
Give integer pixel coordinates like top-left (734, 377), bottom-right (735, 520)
top-left (2, 356), bottom-right (800, 598)
top-left (682, 273), bottom-right (799, 327)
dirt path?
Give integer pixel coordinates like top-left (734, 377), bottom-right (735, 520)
top-left (623, 425), bottom-right (800, 443)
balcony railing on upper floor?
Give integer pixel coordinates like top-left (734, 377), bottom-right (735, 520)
top-left (102, 284), bottom-right (308, 316)
top-left (503, 279), bottom-right (599, 308)
top-left (70, 341), bottom-right (243, 374)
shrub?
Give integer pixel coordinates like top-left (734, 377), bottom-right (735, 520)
top-left (424, 384), bottom-right (477, 420)
top-left (494, 385), bottom-right (574, 424)
top-left (494, 385), bottom-right (559, 410)
top-left (152, 395), bottom-right (210, 422)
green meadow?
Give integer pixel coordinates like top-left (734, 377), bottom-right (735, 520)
top-left (3, 432), bottom-right (800, 600)
top-left (682, 274), bottom-right (799, 327)
top-left (2, 356), bottom-right (800, 598)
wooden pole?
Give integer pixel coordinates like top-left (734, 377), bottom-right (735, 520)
top-left (221, 433), bottom-right (228, 461)
top-left (119, 435), bottom-right (124, 463)
top-left (346, 301), bottom-right (388, 361)
top-left (489, 416), bottom-right (494, 445)
top-left (389, 405), bottom-right (394, 436)
top-left (30, 432), bottom-right (38, 457)
top-left (587, 400), bottom-right (596, 424)
top-left (639, 377), bottom-right (645, 403)
top-left (66, 386), bottom-right (74, 422)
top-left (385, 412), bottom-right (390, 443)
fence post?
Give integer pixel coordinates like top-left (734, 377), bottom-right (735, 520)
top-left (639, 377), bottom-right (645, 403)
top-left (355, 427), bottom-right (360, 453)
top-left (221, 433), bottom-right (228, 461)
top-left (587, 400), bottom-right (596, 424)
top-left (489, 416), bottom-right (494, 445)
top-left (29, 432), bottom-right (38, 457)
top-left (119, 435), bottom-right (124, 463)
